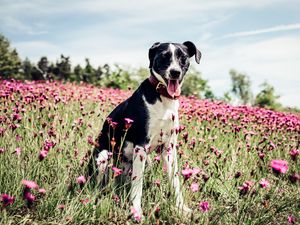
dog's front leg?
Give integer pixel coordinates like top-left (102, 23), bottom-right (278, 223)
top-left (163, 135), bottom-right (192, 214)
top-left (130, 145), bottom-right (147, 220)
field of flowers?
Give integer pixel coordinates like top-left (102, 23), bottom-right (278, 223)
top-left (0, 79), bottom-right (299, 224)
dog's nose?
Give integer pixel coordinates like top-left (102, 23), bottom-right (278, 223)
top-left (169, 69), bottom-right (181, 79)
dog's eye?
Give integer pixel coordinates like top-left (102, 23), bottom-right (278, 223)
top-left (180, 57), bottom-right (188, 65)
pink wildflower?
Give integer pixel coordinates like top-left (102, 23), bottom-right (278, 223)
top-left (21, 180), bottom-right (39, 189)
top-left (238, 180), bottom-right (254, 194)
top-left (259, 178), bottom-right (270, 188)
top-left (112, 166), bottom-right (123, 177)
top-left (38, 188), bottom-right (46, 195)
top-left (124, 118), bottom-right (134, 130)
top-left (289, 149), bottom-right (299, 161)
top-left (182, 168), bottom-right (193, 180)
top-left (199, 201), bottom-right (210, 212)
top-left (39, 150), bottom-right (48, 161)
top-left (76, 176), bottom-right (86, 185)
top-left (1, 194), bottom-right (15, 207)
top-left (190, 183), bottom-right (199, 192)
top-left (270, 159), bottom-right (288, 174)
top-left (15, 147), bottom-right (21, 156)
top-left (288, 215), bottom-right (296, 224)
top-left (0, 148), bottom-right (5, 154)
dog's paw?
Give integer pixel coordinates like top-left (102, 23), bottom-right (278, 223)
top-left (130, 206), bottom-right (143, 222)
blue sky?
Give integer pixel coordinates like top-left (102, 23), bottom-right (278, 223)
top-left (1, 0), bottom-right (300, 107)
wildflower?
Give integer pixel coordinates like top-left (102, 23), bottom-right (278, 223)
top-left (21, 180), bottom-right (39, 189)
top-left (80, 198), bottom-right (89, 205)
top-left (57, 204), bottom-right (65, 210)
top-left (270, 159), bottom-right (288, 174)
top-left (15, 147), bottom-right (21, 156)
top-left (259, 178), bottom-right (270, 188)
top-left (154, 179), bottom-right (161, 187)
top-left (199, 201), bottom-right (210, 212)
top-left (23, 191), bottom-right (36, 206)
top-left (112, 167), bottom-right (123, 177)
top-left (238, 180), bottom-right (254, 195)
top-left (38, 188), bottom-right (46, 195)
top-left (76, 176), bottom-right (86, 185)
top-left (124, 118), bottom-right (134, 130)
top-left (190, 183), bottom-right (199, 192)
top-left (39, 150), bottom-right (48, 161)
top-left (288, 215), bottom-right (296, 224)
top-left (0, 148), bottom-right (5, 154)
top-left (182, 168), bottom-right (193, 180)
top-left (289, 149), bottom-right (299, 161)
top-left (1, 194), bottom-right (15, 207)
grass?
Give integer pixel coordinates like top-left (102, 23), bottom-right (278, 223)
top-left (0, 80), bottom-right (299, 224)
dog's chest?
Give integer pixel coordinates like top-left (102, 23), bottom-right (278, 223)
top-left (145, 97), bottom-right (179, 148)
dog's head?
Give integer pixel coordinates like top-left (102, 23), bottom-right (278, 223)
top-left (149, 41), bottom-right (201, 98)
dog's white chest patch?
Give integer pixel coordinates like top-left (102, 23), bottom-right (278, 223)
top-left (144, 96), bottom-right (179, 148)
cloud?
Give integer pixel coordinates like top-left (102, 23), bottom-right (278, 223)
top-left (221, 23), bottom-right (300, 38)
top-left (200, 35), bottom-right (300, 107)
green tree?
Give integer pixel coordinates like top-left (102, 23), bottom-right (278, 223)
top-left (0, 34), bottom-right (22, 79)
top-left (22, 57), bottom-right (33, 80)
top-left (83, 58), bottom-right (95, 83)
top-left (254, 82), bottom-right (281, 110)
top-left (181, 66), bottom-right (214, 99)
top-left (71, 64), bottom-right (83, 82)
top-left (230, 69), bottom-right (252, 105)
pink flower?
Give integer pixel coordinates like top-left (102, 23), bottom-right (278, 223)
top-left (154, 179), bottom-right (161, 187)
top-left (15, 147), bottom-right (21, 156)
top-left (289, 149), bottom-right (299, 161)
top-left (38, 188), bottom-right (46, 195)
top-left (288, 215), bottom-right (296, 224)
top-left (154, 154), bottom-right (160, 162)
top-left (270, 159), bottom-right (288, 174)
top-left (112, 167), bottom-right (123, 177)
top-left (39, 150), bottom-right (48, 161)
top-left (21, 180), bottom-right (39, 189)
top-left (182, 168), bottom-right (193, 180)
top-left (190, 183), bottom-right (199, 192)
top-left (80, 198), bottom-right (89, 205)
top-left (192, 168), bottom-right (201, 175)
top-left (0, 148), bottom-right (5, 154)
top-left (76, 176), bottom-right (86, 185)
top-left (130, 206), bottom-right (142, 222)
top-left (124, 118), bottom-right (134, 130)
top-left (238, 180), bottom-right (254, 194)
top-left (259, 178), bottom-right (270, 188)
top-left (57, 204), bottom-right (66, 210)
top-left (199, 201), bottom-right (210, 212)
top-left (1, 194), bottom-right (15, 207)
top-left (23, 191), bottom-right (36, 205)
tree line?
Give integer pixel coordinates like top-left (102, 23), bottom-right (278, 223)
top-left (0, 33), bottom-right (297, 112)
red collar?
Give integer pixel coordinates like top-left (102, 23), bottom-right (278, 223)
top-left (148, 74), bottom-right (179, 100)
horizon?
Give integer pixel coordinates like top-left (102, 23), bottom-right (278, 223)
top-left (1, 0), bottom-right (300, 108)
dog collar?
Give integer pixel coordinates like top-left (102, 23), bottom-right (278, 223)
top-left (148, 74), bottom-right (179, 100)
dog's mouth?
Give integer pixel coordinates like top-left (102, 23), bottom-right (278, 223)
top-left (167, 79), bottom-right (181, 98)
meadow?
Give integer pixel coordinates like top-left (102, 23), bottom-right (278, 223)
top-left (0, 79), bottom-right (299, 225)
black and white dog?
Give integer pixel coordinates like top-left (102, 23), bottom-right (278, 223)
top-left (88, 41), bottom-right (201, 218)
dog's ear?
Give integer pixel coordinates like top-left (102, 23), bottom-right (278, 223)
top-left (148, 42), bottom-right (161, 68)
top-left (183, 41), bottom-right (201, 64)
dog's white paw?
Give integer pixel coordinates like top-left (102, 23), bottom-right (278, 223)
top-left (130, 206), bottom-right (143, 222)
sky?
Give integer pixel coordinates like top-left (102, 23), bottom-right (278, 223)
top-left (1, 0), bottom-right (300, 107)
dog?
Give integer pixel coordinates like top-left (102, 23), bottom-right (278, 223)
top-left (88, 41), bottom-right (201, 219)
